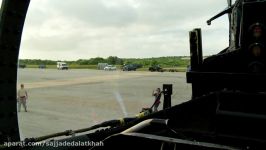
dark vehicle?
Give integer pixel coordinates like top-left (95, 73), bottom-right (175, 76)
top-left (19, 64), bottom-right (26, 69)
top-left (38, 64), bottom-right (46, 69)
top-left (122, 64), bottom-right (137, 71)
top-left (2, 0), bottom-right (266, 150)
top-left (149, 65), bottom-right (163, 72)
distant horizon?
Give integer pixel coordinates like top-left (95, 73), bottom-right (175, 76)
top-left (18, 55), bottom-right (192, 61)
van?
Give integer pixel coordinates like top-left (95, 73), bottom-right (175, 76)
top-left (57, 62), bottom-right (68, 70)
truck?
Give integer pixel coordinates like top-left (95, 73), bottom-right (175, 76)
top-left (57, 62), bottom-right (68, 70)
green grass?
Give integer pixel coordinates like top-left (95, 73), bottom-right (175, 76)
top-left (24, 65), bottom-right (97, 69)
top-left (25, 65), bottom-right (57, 69)
top-left (69, 65), bottom-right (97, 69)
top-left (136, 68), bottom-right (149, 71)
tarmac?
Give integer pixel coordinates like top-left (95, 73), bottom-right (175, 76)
top-left (17, 68), bottom-right (191, 140)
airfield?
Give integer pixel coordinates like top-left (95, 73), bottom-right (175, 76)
top-left (17, 68), bottom-right (191, 139)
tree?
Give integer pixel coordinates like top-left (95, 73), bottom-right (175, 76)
top-left (107, 56), bottom-right (123, 65)
top-left (151, 59), bottom-right (159, 66)
top-left (90, 57), bottom-right (105, 65)
top-left (77, 59), bottom-right (89, 65)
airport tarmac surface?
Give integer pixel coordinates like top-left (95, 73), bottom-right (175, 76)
top-left (17, 68), bottom-right (191, 139)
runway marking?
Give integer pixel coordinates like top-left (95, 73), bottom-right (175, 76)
top-left (20, 72), bottom-right (155, 89)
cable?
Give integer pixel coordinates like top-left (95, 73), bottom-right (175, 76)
top-left (23, 114), bottom-right (149, 143)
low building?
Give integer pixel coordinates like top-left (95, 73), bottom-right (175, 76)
top-left (97, 63), bottom-right (108, 70)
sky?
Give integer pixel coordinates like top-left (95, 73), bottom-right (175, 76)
top-left (16, 0), bottom-right (231, 60)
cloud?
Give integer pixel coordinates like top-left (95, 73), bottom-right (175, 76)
top-left (42, 0), bottom-right (138, 27)
top-left (19, 0), bottom-right (230, 60)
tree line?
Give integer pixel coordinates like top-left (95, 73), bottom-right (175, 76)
top-left (19, 56), bottom-right (190, 67)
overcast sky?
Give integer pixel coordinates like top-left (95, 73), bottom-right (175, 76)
top-left (17, 0), bottom-right (231, 60)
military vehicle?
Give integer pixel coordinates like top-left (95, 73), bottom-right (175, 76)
top-left (122, 64), bottom-right (137, 71)
top-left (1, 0), bottom-right (266, 149)
top-left (18, 64), bottom-right (26, 69)
top-left (148, 65), bottom-right (164, 72)
top-left (38, 64), bottom-right (46, 69)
